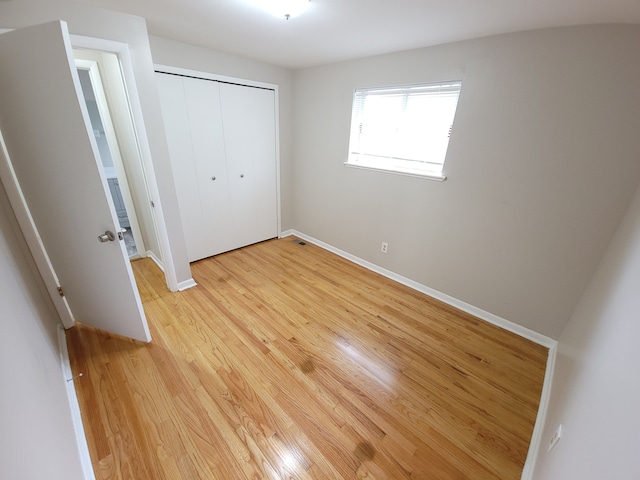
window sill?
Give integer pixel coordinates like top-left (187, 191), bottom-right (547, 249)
top-left (343, 162), bottom-right (447, 182)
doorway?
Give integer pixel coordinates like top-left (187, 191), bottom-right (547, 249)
top-left (74, 48), bottom-right (158, 264)
top-left (0, 21), bottom-right (152, 339)
top-left (76, 65), bottom-right (142, 258)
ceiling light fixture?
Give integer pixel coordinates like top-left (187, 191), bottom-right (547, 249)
top-left (251, 0), bottom-right (310, 20)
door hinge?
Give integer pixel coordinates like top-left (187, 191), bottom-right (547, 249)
top-left (57, 286), bottom-right (64, 297)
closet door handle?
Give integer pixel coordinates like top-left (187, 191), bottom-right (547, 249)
top-left (240, 174), bottom-right (244, 178)
top-left (211, 176), bottom-right (216, 181)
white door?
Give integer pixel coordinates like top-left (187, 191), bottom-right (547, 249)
top-left (0, 21), bottom-right (151, 342)
top-left (219, 83), bottom-right (277, 249)
top-left (156, 73), bottom-right (235, 262)
top-left (156, 72), bottom-right (278, 262)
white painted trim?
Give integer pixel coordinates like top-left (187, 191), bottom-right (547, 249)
top-left (146, 249), bottom-right (164, 272)
top-left (146, 249), bottom-right (199, 292)
top-left (58, 325), bottom-right (95, 480)
top-left (344, 162), bottom-right (447, 182)
top-left (70, 35), bottom-right (128, 56)
top-left (75, 56), bottom-right (148, 257)
top-left (281, 230), bottom-right (555, 347)
top-left (521, 342), bottom-right (558, 479)
top-left (177, 278), bottom-right (198, 291)
top-left (279, 229), bottom-right (296, 238)
top-left (281, 229), bottom-right (559, 479)
top-left (274, 88), bottom-right (282, 238)
top-left (154, 64), bottom-right (277, 91)
top-left (72, 35), bottom-right (181, 293)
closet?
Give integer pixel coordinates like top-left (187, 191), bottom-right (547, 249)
top-left (156, 71), bottom-right (278, 262)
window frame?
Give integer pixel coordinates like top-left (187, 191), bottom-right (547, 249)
top-left (344, 80), bottom-right (462, 181)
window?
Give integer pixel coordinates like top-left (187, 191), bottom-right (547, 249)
top-left (346, 81), bottom-right (461, 180)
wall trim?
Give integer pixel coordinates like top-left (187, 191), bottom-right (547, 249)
top-left (521, 342), bottom-right (557, 479)
top-left (280, 230), bottom-right (557, 480)
top-left (146, 249), bottom-right (164, 272)
top-left (154, 63), bottom-right (278, 91)
top-left (177, 278), bottom-right (198, 291)
top-left (145, 249), bottom-right (196, 291)
top-left (281, 229), bottom-right (555, 347)
top-left (57, 325), bottom-right (96, 480)
top-left (71, 34), bottom-right (182, 293)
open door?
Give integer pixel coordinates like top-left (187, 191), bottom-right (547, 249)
top-left (0, 21), bottom-right (151, 342)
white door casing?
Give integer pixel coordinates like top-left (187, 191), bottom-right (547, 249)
top-left (73, 36), bottom-right (186, 293)
top-left (0, 21), bottom-right (151, 342)
top-left (75, 55), bottom-right (147, 257)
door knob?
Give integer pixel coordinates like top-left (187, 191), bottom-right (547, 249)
top-left (240, 174), bottom-right (245, 178)
top-left (98, 230), bottom-right (116, 243)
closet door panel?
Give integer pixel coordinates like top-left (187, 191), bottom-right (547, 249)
top-left (156, 73), bottom-right (210, 262)
top-left (219, 83), bottom-right (277, 248)
top-left (182, 77), bottom-right (235, 258)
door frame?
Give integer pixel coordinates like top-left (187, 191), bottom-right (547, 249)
top-left (70, 36), bottom-right (180, 292)
top-left (75, 56), bottom-right (148, 259)
top-left (154, 64), bottom-right (282, 240)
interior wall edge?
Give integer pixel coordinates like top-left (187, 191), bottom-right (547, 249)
top-left (177, 278), bottom-right (198, 291)
top-left (521, 342), bottom-right (558, 480)
top-left (57, 325), bottom-right (95, 480)
top-left (146, 249), bottom-right (164, 272)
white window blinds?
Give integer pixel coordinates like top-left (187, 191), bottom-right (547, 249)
top-left (347, 81), bottom-right (461, 179)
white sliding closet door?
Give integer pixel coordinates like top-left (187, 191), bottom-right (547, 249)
top-left (156, 72), bottom-right (278, 262)
top-left (219, 83), bottom-right (277, 250)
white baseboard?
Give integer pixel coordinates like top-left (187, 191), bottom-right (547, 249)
top-left (146, 250), bottom-right (164, 272)
top-left (279, 229), bottom-right (296, 239)
top-left (57, 325), bottom-right (96, 480)
top-left (281, 230), bottom-right (555, 347)
top-left (177, 278), bottom-right (198, 291)
top-left (521, 342), bottom-right (557, 479)
top-left (144, 250), bottom-right (197, 292)
top-left (280, 229), bottom-right (557, 479)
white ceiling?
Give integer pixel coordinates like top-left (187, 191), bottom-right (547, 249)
top-left (71, 0), bottom-right (640, 69)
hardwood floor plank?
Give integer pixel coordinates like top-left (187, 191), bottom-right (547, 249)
top-left (68, 238), bottom-right (547, 479)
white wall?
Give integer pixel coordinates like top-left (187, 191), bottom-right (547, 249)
top-left (532, 183), bottom-right (640, 477)
top-left (0, 0), bottom-right (192, 287)
top-left (149, 36), bottom-right (295, 230)
top-left (0, 183), bottom-right (84, 480)
top-left (292, 25), bottom-right (640, 339)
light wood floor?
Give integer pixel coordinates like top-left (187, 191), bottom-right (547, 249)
top-left (67, 237), bottom-right (548, 479)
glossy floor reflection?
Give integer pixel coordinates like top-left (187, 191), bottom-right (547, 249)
top-left (67, 238), bottom-right (548, 479)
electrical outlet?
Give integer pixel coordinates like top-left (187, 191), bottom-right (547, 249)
top-left (548, 424), bottom-right (562, 452)
top-left (381, 242), bottom-right (389, 254)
